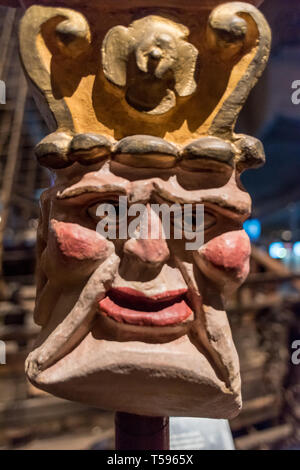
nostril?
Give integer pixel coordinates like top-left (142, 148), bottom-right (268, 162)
top-left (124, 237), bottom-right (170, 266)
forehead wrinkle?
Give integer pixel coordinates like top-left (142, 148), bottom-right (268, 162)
top-left (57, 184), bottom-right (128, 200)
top-left (152, 176), bottom-right (251, 216)
top-left (56, 171), bottom-right (131, 199)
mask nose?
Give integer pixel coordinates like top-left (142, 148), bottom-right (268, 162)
top-left (123, 204), bottom-right (170, 267)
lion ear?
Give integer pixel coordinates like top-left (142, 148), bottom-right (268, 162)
top-left (206, 2), bottom-right (271, 138)
top-left (101, 26), bottom-right (131, 88)
top-left (19, 6), bottom-right (91, 132)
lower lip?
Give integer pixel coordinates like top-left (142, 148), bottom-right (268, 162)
top-left (98, 291), bottom-right (193, 327)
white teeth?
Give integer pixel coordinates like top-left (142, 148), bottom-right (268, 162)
top-left (26, 254), bottom-right (119, 377)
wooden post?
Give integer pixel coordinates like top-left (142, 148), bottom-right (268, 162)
top-left (115, 412), bottom-right (169, 451)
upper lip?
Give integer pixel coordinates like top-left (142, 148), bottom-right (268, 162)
top-left (103, 287), bottom-right (189, 312)
top-left (97, 287), bottom-right (194, 327)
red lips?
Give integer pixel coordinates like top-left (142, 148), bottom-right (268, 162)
top-left (98, 288), bottom-right (192, 326)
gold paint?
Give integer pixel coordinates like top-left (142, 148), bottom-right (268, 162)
top-left (20, 3), bottom-right (271, 143)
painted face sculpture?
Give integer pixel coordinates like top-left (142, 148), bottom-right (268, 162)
top-left (20, 1), bottom-right (271, 418)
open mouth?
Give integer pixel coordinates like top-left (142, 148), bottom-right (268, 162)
top-left (98, 287), bottom-right (193, 326)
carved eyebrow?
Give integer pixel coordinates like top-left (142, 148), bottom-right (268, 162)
top-left (152, 182), bottom-right (249, 217)
top-left (57, 183), bottom-right (127, 200)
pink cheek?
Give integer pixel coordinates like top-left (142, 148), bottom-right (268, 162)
top-left (199, 229), bottom-right (251, 275)
top-left (50, 219), bottom-right (109, 262)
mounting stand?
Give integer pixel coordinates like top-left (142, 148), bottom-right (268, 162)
top-left (115, 412), bottom-right (169, 450)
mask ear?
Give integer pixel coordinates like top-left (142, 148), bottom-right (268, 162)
top-left (101, 25), bottom-right (131, 87)
top-left (207, 2), bottom-right (271, 138)
top-left (19, 6), bottom-right (91, 132)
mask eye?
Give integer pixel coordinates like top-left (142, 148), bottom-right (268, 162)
top-left (204, 211), bottom-right (217, 231)
top-left (87, 199), bottom-right (124, 229)
top-left (172, 206), bottom-right (217, 235)
top-left (182, 206), bottom-right (203, 234)
top-left (182, 209), bottom-right (217, 237)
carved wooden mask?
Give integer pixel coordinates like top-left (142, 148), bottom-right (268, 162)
top-left (20, 1), bottom-right (271, 418)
